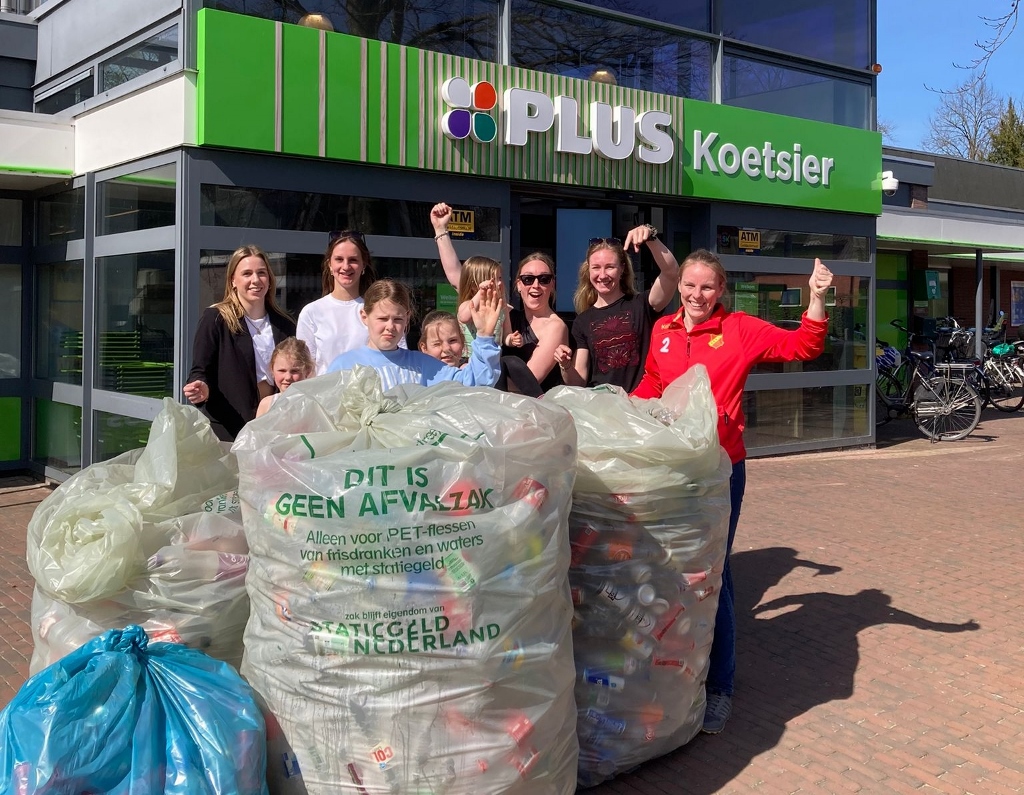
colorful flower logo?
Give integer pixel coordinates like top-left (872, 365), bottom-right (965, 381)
top-left (441, 77), bottom-right (498, 143)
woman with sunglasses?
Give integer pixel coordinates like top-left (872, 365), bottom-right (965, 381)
top-left (553, 223), bottom-right (679, 392)
top-left (184, 245), bottom-right (295, 441)
top-left (296, 230), bottom-right (381, 375)
top-left (505, 252), bottom-right (569, 392)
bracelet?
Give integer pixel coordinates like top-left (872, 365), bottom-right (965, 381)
top-left (434, 231), bottom-right (449, 240)
top-left (642, 223), bottom-right (659, 240)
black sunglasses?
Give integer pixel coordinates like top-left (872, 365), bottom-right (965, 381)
top-left (588, 237), bottom-right (622, 248)
top-left (328, 229), bottom-right (366, 245)
top-left (519, 273), bottom-right (553, 286)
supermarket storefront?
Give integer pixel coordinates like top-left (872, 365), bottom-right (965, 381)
top-left (7, 8), bottom-right (883, 478)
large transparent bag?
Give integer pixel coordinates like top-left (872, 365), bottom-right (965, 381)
top-left (26, 399), bottom-right (250, 672)
top-left (546, 369), bottom-right (732, 787)
top-left (233, 368), bottom-right (580, 795)
top-left (0, 625), bottom-right (268, 795)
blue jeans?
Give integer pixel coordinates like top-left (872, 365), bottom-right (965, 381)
top-left (706, 459), bottom-right (746, 697)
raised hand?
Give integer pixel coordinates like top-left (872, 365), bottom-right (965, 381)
top-left (809, 258), bottom-right (833, 298)
top-left (471, 281), bottom-right (503, 338)
top-left (623, 224), bottom-right (656, 253)
top-left (430, 202), bottom-right (452, 234)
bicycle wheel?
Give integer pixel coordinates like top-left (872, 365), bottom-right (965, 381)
top-left (913, 376), bottom-right (982, 441)
top-left (986, 360), bottom-right (1024, 412)
top-left (875, 370), bottom-right (902, 426)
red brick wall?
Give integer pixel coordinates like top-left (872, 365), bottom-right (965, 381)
top-left (948, 266), bottom-right (1024, 337)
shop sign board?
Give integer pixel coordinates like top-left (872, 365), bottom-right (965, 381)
top-left (196, 9), bottom-right (881, 215)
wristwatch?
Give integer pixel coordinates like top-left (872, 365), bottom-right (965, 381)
top-left (642, 223), bottom-right (659, 240)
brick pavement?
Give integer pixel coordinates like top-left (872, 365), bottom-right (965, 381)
top-left (1, 410), bottom-right (1023, 793)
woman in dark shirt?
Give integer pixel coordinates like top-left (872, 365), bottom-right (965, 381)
top-left (503, 252), bottom-right (569, 393)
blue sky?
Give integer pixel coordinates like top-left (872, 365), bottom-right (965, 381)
top-left (876, 2), bottom-right (1024, 151)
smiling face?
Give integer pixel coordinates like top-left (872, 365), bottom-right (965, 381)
top-left (271, 353), bottom-right (309, 392)
top-left (679, 261), bottom-right (726, 328)
top-left (517, 258), bottom-right (555, 312)
top-left (231, 255), bottom-right (270, 313)
top-left (587, 248), bottom-right (625, 304)
top-left (419, 319), bottom-right (465, 366)
top-left (328, 240), bottom-right (366, 299)
top-left (361, 298), bottom-right (409, 351)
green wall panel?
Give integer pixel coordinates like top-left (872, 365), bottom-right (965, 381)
top-left (281, 24), bottom-right (321, 156)
top-left (0, 397), bottom-right (20, 461)
top-left (324, 34), bottom-right (364, 163)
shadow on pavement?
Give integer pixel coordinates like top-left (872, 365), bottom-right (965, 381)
top-left (589, 547), bottom-right (979, 794)
top-left (873, 406), bottom-right (1014, 449)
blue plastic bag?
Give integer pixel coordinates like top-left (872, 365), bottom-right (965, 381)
top-left (0, 625), bottom-right (268, 795)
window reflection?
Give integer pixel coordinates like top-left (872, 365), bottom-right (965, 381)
top-left (0, 264), bottom-right (21, 378)
top-left (511, 0), bottom-right (711, 99)
top-left (743, 384), bottom-right (870, 452)
top-left (36, 261), bottom-right (84, 384)
top-left (204, 0), bottom-right (499, 60)
top-left (721, 0), bottom-right (870, 69)
top-left (575, 0), bottom-right (709, 32)
top-left (36, 73), bottom-right (94, 114)
top-left (99, 163), bottom-right (177, 235)
top-left (0, 199), bottom-right (22, 246)
top-left (723, 54), bottom-right (870, 129)
top-left (99, 26), bottom-right (179, 93)
top-left (200, 186), bottom-right (501, 241)
top-left (37, 188), bottom-right (85, 245)
top-left (96, 252), bottom-right (175, 398)
top-left (34, 399), bottom-right (82, 474)
top-left (94, 412), bottom-right (153, 462)
top-left (718, 226), bottom-right (869, 261)
top-left (728, 272), bottom-right (869, 372)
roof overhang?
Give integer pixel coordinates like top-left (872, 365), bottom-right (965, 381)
top-left (878, 208), bottom-right (1024, 263)
top-left (0, 109), bottom-right (74, 191)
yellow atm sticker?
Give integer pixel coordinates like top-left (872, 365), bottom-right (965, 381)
top-left (739, 230), bottom-right (760, 251)
top-left (448, 209), bottom-right (475, 237)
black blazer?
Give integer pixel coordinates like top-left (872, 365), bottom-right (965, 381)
top-left (188, 306), bottom-right (296, 440)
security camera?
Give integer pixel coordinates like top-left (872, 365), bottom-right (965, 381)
top-left (881, 171), bottom-right (899, 196)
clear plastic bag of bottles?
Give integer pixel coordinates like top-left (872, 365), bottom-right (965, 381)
top-left (546, 368), bottom-right (732, 787)
top-left (233, 367), bottom-right (580, 795)
top-left (26, 399), bottom-right (250, 673)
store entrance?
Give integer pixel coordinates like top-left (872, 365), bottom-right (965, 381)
top-left (512, 192), bottom-right (696, 317)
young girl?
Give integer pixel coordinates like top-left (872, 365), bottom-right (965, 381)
top-left (418, 310), bottom-right (466, 368)
top-left (326, 279), bottom-right (502, 390)
top-left (255, 337), bottom-right (315, 418)
top-left (457, 258), bottom-right (521, 353)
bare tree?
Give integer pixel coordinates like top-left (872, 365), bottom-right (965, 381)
top-left (956, 1), bottom-right (1020, 77)
top-left (922, 74), bottom-right (1003, 159)
top-left (876, 117), bottom-right (898, 144)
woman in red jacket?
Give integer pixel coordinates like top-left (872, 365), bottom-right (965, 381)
top-left (632, 248), bottom-right (833, 735)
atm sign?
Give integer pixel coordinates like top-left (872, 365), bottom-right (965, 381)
top-left (739, 230), bottom-right (760, 251)
top-left (448, 209), bottom-right (475, 238)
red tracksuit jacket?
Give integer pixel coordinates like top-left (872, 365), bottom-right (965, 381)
top-left (632, 305), bottom-right (827, 463)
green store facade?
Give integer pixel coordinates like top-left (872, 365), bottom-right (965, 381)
top-left (0, 1), bottom-right (884, 479)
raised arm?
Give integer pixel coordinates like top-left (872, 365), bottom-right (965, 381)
top-left (430, 202), bottom-right (463, 289)
top-left (624, 224), bottom-right (679, 312)
top-left (806, 258), bottom-right (833, 321)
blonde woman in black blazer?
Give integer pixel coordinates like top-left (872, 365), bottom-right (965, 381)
top-left (184, 245), bottom-right (295, 440)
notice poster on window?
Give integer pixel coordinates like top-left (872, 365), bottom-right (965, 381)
top-left (1012, 281), bottom-right (1024, 327)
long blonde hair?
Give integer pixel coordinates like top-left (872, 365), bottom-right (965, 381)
top-left (215, 245), bottom-right (293, 334)
top-left (457, 256), bottom-right (502, 305)
top-left (573, 239), bottom-right (635, 314)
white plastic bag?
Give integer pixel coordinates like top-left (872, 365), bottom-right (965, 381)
top-left (27, 399), bottom-right (250, 672)
top-left (545, 368), bottom-right (732, 787)
top-left (233, 367), bottom-right (580, 795)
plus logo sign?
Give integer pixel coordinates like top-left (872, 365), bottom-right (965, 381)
top-left (440, 77), bottom-right (498, 143)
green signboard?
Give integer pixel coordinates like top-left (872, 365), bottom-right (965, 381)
top-left (196, 9), bottom-right (882, 215)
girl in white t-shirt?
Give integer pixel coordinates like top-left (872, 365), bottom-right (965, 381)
top-left (296, 230), bottom-right (377, 375)
top-left (255, 337), bottom-right (315, 418)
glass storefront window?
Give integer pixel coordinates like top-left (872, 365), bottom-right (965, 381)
top-left (511, 0), bottom-right (711, 100)
top-left (0, 264), bottom-right (22, 378)
top-left (37, 188), bottom-right (85, 245)
top-left (718, 226), bottom-right (869, 261)
top-left (33, 399), bottom-right (82, 474)
top-left (36, 73), bottom-right (95, 114)
top-left (0, 198), bottom-right (22, 245)
top-left (200, 187), bottom-right (502, 242)
top-left (723, 54), bottom-right (870, 129)
top-left (721, 0), bottom-right (870, 70)
top-left (96, 252), bottom-right (175, 397)
top-left (743, 384), bottom-right (870, 452)
top-left (99, 26), bottom-right (179, 93)
top-left (204, 0), bottom-right (499, 61)
top-left (727, 271), bottom-right (869, 372)
top-left (576, 0), bottom-right (709, 32)
top-left (99, 163), bottom-right (177, 235)
top-left (35, 261), bottom-right (84, 384)
top-left (94, 411), bottom-right (153, 462)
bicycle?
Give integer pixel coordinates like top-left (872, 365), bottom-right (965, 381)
top-left (935, 317), bottom-right (1024, 413)
top-left (875, 320), bottom-right (982, 441)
